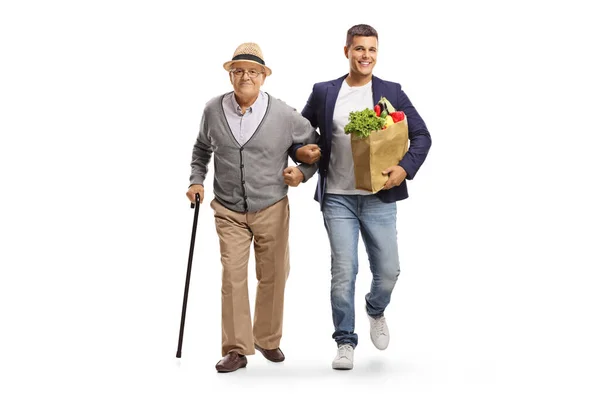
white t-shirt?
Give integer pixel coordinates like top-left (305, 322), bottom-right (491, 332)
top-left (326, 79), bottom-right (374, 195)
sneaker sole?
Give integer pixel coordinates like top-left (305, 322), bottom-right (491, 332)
top-left (332, 363), bottom-right (353, 370)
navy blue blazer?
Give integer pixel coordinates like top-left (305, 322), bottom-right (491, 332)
top-left (294, 74), bottom-right (432, 210)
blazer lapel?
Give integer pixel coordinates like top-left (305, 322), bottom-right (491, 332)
top-left (324, 75), bottom-right (347, 147)
top-left (372, 75), bottom-right (383, 108)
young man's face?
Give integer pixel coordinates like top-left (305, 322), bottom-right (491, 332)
top-left (345, 35), bottom-right (378, 78)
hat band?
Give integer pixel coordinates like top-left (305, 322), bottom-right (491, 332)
top-left (231, 54), bottom-right (265, 65)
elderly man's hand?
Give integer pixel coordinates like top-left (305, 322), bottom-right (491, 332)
top-left (381, 166), bottom-right (407, 190)
top-left (186, 184), bottom-right (204, 203)
top-left (283, 167), bottom-right (304, 187)
top-left (295, 144), bottom-right (321, 165)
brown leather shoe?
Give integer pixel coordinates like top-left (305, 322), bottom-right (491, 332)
top-left (215, 351), bottom-right (247, 373)
top-left (254, 343), bottom-right (285, 362)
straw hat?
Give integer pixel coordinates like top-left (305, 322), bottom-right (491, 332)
top-left (223, 42), bottom-right (272, 76)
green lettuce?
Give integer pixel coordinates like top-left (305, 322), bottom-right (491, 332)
top-left (344, 108), bottom-right (386, 138)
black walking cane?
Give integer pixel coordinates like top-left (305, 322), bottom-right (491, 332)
top-left (176, 192), bottom-right (200, 358)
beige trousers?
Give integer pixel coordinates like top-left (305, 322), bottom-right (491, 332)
top-left (210, 197), bottom-right (290, 356)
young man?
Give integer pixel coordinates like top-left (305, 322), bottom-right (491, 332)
top-left (186, 42), bottom-right (319, 372)
top-left (296, 24), bottom-right (432, 369)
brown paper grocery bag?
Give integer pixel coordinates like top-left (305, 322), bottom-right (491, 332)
top-left (350, 118), bottom-right (409, 193)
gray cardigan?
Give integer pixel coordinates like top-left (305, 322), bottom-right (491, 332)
top-left (190, 92), bottom-right (318, 212)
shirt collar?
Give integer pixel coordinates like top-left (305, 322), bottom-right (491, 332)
top-left (231, 92), bottom-right (265, 116)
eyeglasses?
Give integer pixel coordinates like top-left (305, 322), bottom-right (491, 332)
top-left (230, 68), bottom-right (264, 78)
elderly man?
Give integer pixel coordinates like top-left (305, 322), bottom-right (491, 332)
top-left (186, 42), bottom-right (319, 372)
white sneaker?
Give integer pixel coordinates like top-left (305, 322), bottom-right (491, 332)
top-left (367, 307), bottom-right (390, 350)
top-left (332, 344), bottom-right (354, 370)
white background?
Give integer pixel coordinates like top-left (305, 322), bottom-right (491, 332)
top-left (1, 0), bottom-right (599, 399)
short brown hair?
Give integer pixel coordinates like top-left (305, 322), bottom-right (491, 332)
top-left (346, 24), bottom-right (378, 48)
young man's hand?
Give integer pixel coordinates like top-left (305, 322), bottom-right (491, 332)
top-left (283, 167), bottom-right (304, 187)
top-left (295, 144), bottom-right (321, 164)
top-left (381, 166), bottom-right (407, 190)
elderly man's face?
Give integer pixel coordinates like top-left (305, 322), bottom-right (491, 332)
top-left (229, 61), bottom-right (266, 99)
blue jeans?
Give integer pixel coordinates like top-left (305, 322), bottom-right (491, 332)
top-left (323, 194), bottom-right (400, 347)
